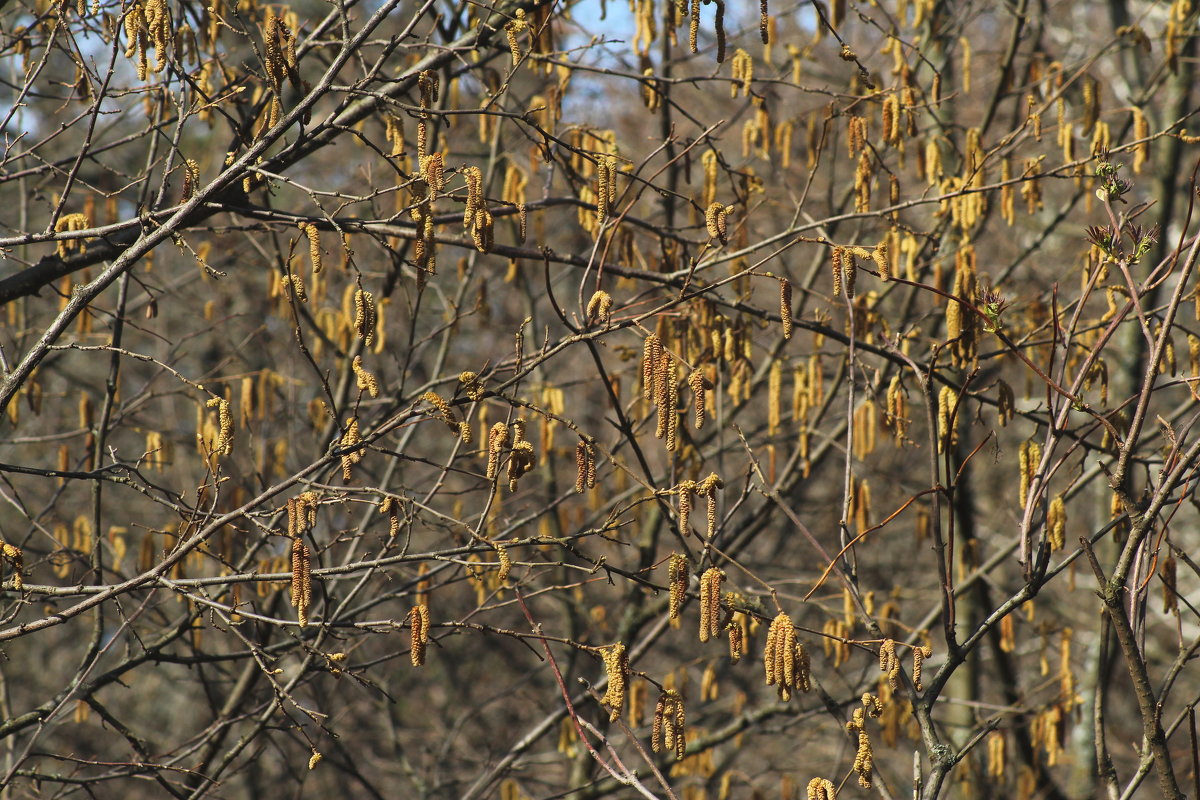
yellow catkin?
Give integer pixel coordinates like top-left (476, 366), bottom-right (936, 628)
top-left (421, 152), bottom-right (444, 201)
top-left (847, 115), bottom-right (866, 159)
top-left (936, 385), bottom-right (957, 453)
top-left (689, 0), bottom-right (699, 52)
top-left (504, 8), bottom-right (525, 64)
top-left (764, 611), bottom-right (809, 700)
top-left (1019, 440), bottom-right (1042, 508)
top-left (574, 441), bottom-right (591, 493)
top-left (987, 732), bottom-right (1006, 777)
top-left (599, 643), bottom-right (628, 721)
top-left (653, 689), bottom-right (686, 760)
top-left (655, 351), bottom-right (671, 438)
top-left (779, 277), bottom-right (793, 338)
top-left (677, 480), bottom-right (696, 536)
top-left (959, 35), bottom-right (972, 93)
top-left (351, 356), bottom-right (379, 398)
top-left (1132, 106), bottom-right (1149, 173)
top-left (823, 620), bottom-right (849, 666)
top-left (1047, 494), bottom-right (1066, 551)
top-left (284, 271), bottom-right (307, 303)
top-left (945, 292), bottom-right (962, 340)
top-left (999, 614), bottom-right (1015, 652)
top-left (458, 371), bottom-right (484, 401)
top-left (862, 692), bottom-right (882, 718)
top-left (380, 496), bottom-right (401, 538)
top-left (701, 149), bottom-right (718, 207)
top-left (886, 376), bottom-right (908, 444)
top-left (495, 542), bottom-right (511, 583)
top-left (887, 91), bottom-right (907, 145)
top-left (205, 397), bottom-right (233, 455)
top-left (925, 137), bottom-right (944, 186)
top-left (665, 356), bottom-right (680, 452)
top-left (728, 621), bottom-right (744, 663)
top-left (835, 247), bottom-right (844, 297)
top-left (872, 240), bottom-right (890, 281)
top-left (912, 644), bottom-right (932, 690)
top-left (668, 553), bottom-right (688, 620)
top-left (806, 778), bottom-right (837, 800)
top-left (879, 638), bottom-right (900, 688)
top-left (730, 48), bottom-right (753, 97)
top-left (628, 678), bottom-right (646, 728)
top-left (300, 222), bottom-right (322, 273)
top-left (2, 544), bottom-right (24, 591)
top-left (595, 156), bottom-right (618, 222)
top-left (689, 369), bottom-right (707, 429)
top-left (699, 567), bottom-right (725, 642)
top-left (409, 603), bottom-right (430, 665)
top-left (180, 158), bottom-right (200, 200)
top-left (768, 360), bottom-right (782, 435)
top-left (854, 151), bottom-right (872, 213)
top-left (514, 201), bottom-right (527, 243)
top-left (642, 333), bottom-right (662, 400)
top-left (705, 202), bottom-right (730, 243)
top-left (853, 730), bottom-right (874, 787)
top-left (698, 472), bottom-right (722, 538)
top-left (700, 661), bottom-right (719, 701)
top-left (423, 391), bottom-right (458, 432)
top-left (1059, 628), bottom-right (1075, 706)
top-left (506, 437), bottom-right (535, 492)
top-left (290, 536), bottom-right (311, 627)
top-left (353, 289), bottom-right (377, 345)
top-left (585, 290), bottom-right (614, 325)
top-left (486, 422), bottom-right (510, 480)
top-left (998, 157), bottom-right (1015, 225)
top-left (997, 380), bottom-right (1015, 427)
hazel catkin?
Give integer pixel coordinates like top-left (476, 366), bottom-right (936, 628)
top-left (728, 621), bottom-right (744, 663)
top-left (779, 277), bottom-right (793, 339)
top-left (642, 334), bottom-right (662, 400)
top-left (853, 730), bottom-right (874, 787)
top-left (705, 202), bottom-right (731, 244)
top-left (575, 441), bottom-right (592, 493)
top-left (697, 472), bottom-right (723, 538)
top-left (290, 536), bottom-right (312, 627)
top-left (831, 247), bottom-right (843, 297)
top-left (599, 643), bottom-right (628, 721)
top-left (409, 603), bottom-right (430, 666)
top-left (585, 290), bottom-right (614, 325)
top-left (668, 553), bottom-right (688, 620)
top-left (352, 356), bottom-right (379, 398)
top-left (764, 611), bottom-right (810, 700)
top-left (486, 422), bottom-right (510, 480)
top-left (806, 778), bottom-right (836, 800)
top-left (688, 369), bottom-right (708, 429)
top-left (912, 643), bottom-right (932, 691)
top-left (2, 543), bottom-right (24, 591)
top-left (652, 689), bottom-right (686, 760)
top-left (676, 480), bottom-right (696, 536)
top-left (699, 567), bottom-right (724, 642)
top-left (879, 638), bottom-right (900, 689)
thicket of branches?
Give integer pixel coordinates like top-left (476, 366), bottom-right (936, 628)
top-left (1, 0), bottom-right (1200, 797)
